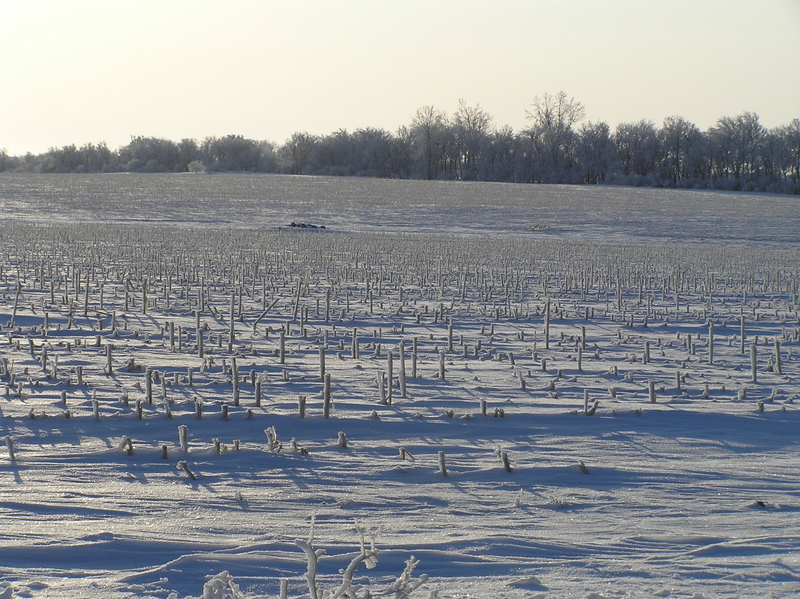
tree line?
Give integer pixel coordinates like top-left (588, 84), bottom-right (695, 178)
top-left (2, 92), bottom-right (798, 194)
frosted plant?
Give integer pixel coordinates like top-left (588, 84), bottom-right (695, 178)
top-left (274, 517), bottom-right (427, 599)
top-left (202, 571), bottom-right (243, 599)
top-left (386, 556), bottom-right (429, 599)
top-left (265, 426), bottom-right (281, 452)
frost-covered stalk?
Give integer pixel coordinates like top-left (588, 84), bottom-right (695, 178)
top-left (740, 309), bottom-right (745, 354)
top-left (648, 380), bottom-right (656, 403)
top-left (5, 436), bottom-right (15, 461)
top-left (438, 349), bottom-right (445, 380)
top-left (323, 373), bottom-right (332, 418)
top-left (296, 523), bottom-right (324, 599)
top-left (292, 280), bottom-right (302, 322)
top-left (9, 283), bottom-right (22, 329)
top-left (500, 450), bottom-right (512, 473)
top-left (279, 331), bottom-right (286, 364)
top-left (378, 371), bottom-right (387, 404)
top-left (196, 310), bottom-right (204, 358)
top-left (119, 436), bottom-right (133, 456)
top-left (298, 395), bottom-right (306, 418)
top-left (351, 328), bottom-right (359, 360)
top-left (145, 367), bottom-right (153, 404)
top-left (577, 347), bottom-right (582, 372)
top-left (177, 460), bottom-right (197, 480)
top-left (178, 425), bottom-right (188, 451)
top-left (544, 300), bottom-right (551, 350)
top-left (774, 340), bottom-right (782, 375)
top-left (583, 389), bottom-right (589, 414)
top-left (325, 288), bottom-right (331, 323)
top-left (92, 399), bottom-right (100, 420)
top-left (255, 377), bottom-right (262, 407)
top-left (231, 357), bottom-right (239, 406)
top-left (708, 322), bottom-right (714, 364)
top-left (751, 343), bottom-right (758, 382)
top-left (265, 426), bottom-right (280, 452)
top-left (319, 346), bottom-right (326, 381)
top-left (229, 291), bottom-right (235, 346)
top-left (338, 431), bottom-right (348, 448)
top-left (447, 320), bottom-right (453, 352)
top-left (643, 341), bottom-right (650, 365)
top-left (399, 447), bottom-right (415, 461)
top-left (387, 351), bottom-right (394, 405)
top-left (438, 451), bottom-right (447, 477)
top-left (103, 343), bottom-right (113, 375)
top-left (399, 340), bottom-right (407, 398)
top-left (412, 337), bottom-right (418, 379)
top-left (83, 273), bottom-right (89, 317)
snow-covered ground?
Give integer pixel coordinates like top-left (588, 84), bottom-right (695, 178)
top-left (0, 174), bottom-right (798, 598)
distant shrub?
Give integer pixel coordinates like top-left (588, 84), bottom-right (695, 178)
top-left (188, 160), bottom-right (207, 173)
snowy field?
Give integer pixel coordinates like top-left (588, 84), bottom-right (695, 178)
top-left (0, 173), bottom-right (799, 599)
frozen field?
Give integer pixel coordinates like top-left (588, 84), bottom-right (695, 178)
top-left (0, 174), bottom-right (799, 598)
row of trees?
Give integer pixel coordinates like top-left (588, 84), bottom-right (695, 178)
top-left (2, 93), bottom-right (799, 194)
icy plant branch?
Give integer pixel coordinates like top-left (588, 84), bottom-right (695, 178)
top-left (388, 556), bottom-right (430, 599)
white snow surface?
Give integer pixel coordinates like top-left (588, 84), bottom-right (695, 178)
top-left (0, 173), bottom-right (798, 598)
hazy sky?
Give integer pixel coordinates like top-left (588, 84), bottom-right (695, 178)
top-left (2, 0), bottom-right (799, 155)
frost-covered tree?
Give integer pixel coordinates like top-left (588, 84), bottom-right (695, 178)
top-left (577, 121), bottom-right (614, 184)
top-left (773, 119), bottom-right (800, 193)
top-left (279, 132), bottom-right (318, 175)
top-left (483, 125), bottom-right (517, 181)
top-left (613, 119), bottom-right (659, 182)
top-left (390, 125), bottom-right (414, 177)
top-left (409, 105), bottom-right (447, 180)
top-left (451, 99), bottom-right (493, 180)
top-left (708, 112), bottom-right (765, 187)
top-left (353, 127), bottom-right (394, 177)
top-left (524, 91), bottom-right (585, 182)
top-left (118, 136), bottom-right (182, 172)
top-left (177, 138), bottom-right (202, 172)
top-left (200, 135), bottom-right (273, 172)
top-left (658, 116), bottom-right (702, 186)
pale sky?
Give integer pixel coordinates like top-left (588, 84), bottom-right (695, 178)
top-left (1, 0), bottom-right (799, 156)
